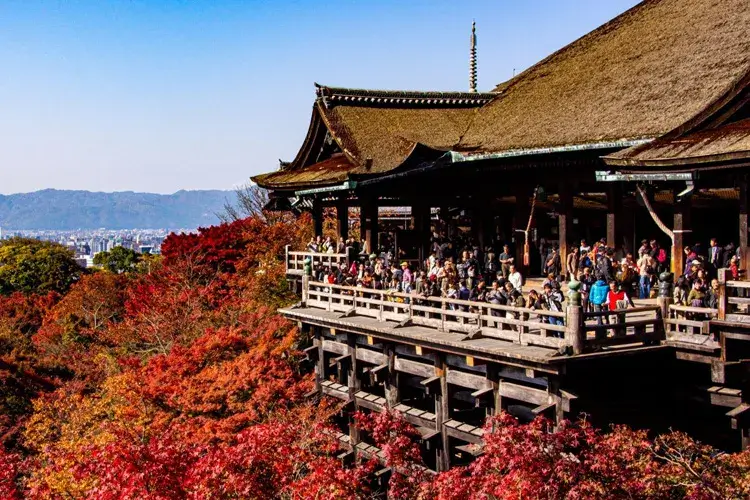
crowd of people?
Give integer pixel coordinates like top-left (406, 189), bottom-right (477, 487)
top-left (305, 233), bottom-right (744, 319)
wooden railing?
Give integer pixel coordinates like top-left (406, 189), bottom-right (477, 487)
top-left (665, 304), bottom-right (717, 338)
top-left (286, 246), bottom-right (350, 275)
top-left (719, 272), bottom-right (750, 324)
top-left (582, 306), bottom-right (663, 348)
top-left (305, 281), bottom-right (567, 349)
top-left (301, 280), bottom-right (661, 354)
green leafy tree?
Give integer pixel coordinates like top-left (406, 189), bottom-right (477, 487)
top-left (0, 238), bottom-right (81, 295)
top-left (93, 246), bottom-right (141, 274)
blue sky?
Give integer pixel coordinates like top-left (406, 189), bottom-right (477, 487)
top-left (0, 0), bottom-right (640, 194)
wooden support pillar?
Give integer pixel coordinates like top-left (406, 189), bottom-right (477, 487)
top-left (558, 182), bottom-right (573, 265)
top-left (315, 327), bottom-right (325, 388)
top-left (312, 197), bottom-right (323, 237)
top-left (718, 268), bottom-right (728, 320)
top-left (384, 344), bottom-right (399, 409)
top-left (475, 197), bottom-right (492, 253)
top-left (672, 193), bottom-right (691, 276)
top-left (740, 179), bottom-right (749, 274)
top-left (347, 333), bottom-right (360, 446)
top-left (412, 204), bottom-right (431, 263)
top-left (362, 198), bottom-right (378, 255)
top-left (512, 186), bottom-right (531, 273)
top-left (486, 364), bottom-right (501, 417)
top-left (336, 195), bottom-right (348, 242)
top-left (434, 353), bottom-right (450, 472)
top-left (548, 377), bottom-right (566, 430)
top-left (607, 184), bottom-right (622, 255)
top-left (565, 302), bottom-right (584, 355)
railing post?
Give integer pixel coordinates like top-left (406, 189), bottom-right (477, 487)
top-left (566, 279), bottom-right (584, 355)
top-left (301, 275), bottom-right (309, 306)
top-left (656, 272), bottom-right (673, 341)
top-left (441, 300), bottom-right (447, 332)
top-left (718, 268), bottom-right (728, 320)
top-left (285, 245), bottom-right (290, 273)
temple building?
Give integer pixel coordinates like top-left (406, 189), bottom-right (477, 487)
top-left (254, 0), bottom-right (750, 472)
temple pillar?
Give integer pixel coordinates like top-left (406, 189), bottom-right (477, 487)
top-left (412, 203), bottom-right (431, 263)
top-left (559, 182), bottom-right (573, 265)
top-left (513, 186), bottom-right (531, 273)
top-left (475, 197), bottom-right (493, 253)
top-left (362, 198), bottom-right (378, 255)
top-left (672, 193), bottom-right (691, 276)
top-left (607, 184), bottom-right (622, 254)
top-left (740, 179), bottom-right (749, 274)
top-left (336, 195), bottom-right (348, 242)
top-left (312, 197), bottom-right (323, 237)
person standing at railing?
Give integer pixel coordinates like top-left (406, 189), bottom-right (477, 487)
top-left (458, 280), bottom-right (471, 311)
top-left (730, 255), bottom-right (740, 280)
top-left (400, 262), bottom-right (413, 295)
top-left (589, 277), bottom-right (610, 333)
top-left (542, 283), bottom-right (565, 331)
top-left (705, 279), bottom-right (720, 310)
top-left (487, 281), bottom-right (504, 317)
top-left (605, 280), bottom-right (635, 337)
top-left (637, 252), bottom-right (656, 299)
top-left (508, 264), bottom-right (523, 292)
top-left (579, 267), bottom-right (595, 313)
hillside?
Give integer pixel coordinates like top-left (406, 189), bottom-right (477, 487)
top-left (0, 189), bottom-right (233, 229)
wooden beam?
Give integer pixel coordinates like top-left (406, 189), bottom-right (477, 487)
top-left (471, 387), bottom-right (495, 408)
top-left (394, 357), bottom-right (434, 378)
top-left (420, 376), bottom-right (442, 395)
top-left (321, 339), bottom-right (348, 355)
top-left (368, 363), bottom-right (389, 384)
top-left (446, 369), bottom-right (493, 391)
top-left (355, 348), bottom-right (387, 365)
top-left (304, 345), bottom-right (319, 362)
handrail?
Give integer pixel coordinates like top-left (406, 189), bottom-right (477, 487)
top-left (289, 251), bottom-right (348, 258)
top-left (307, 281), bottom-right (564, 319)
top-left (302, 279), bottom-right (663, 354)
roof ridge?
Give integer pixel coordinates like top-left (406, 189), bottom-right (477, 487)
top-left (315, 83), bottom-right (496, 108)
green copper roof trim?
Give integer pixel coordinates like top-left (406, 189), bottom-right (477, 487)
top-left (294, 180), bottom-right (357, 196)
top-left (595, 171), bottom-right (696, 182)
top-left (449, 139), bottom-right (654, 162)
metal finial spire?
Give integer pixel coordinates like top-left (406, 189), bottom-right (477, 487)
top-left (469, 20), bottom-right (477, 93)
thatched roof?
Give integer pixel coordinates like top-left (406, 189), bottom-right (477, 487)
top-left (457, 0), bottom-right (750, 154)
top-left (253, 86), bottom-right (495, 190)
top-left (604, 118), bottom-right (750, 168)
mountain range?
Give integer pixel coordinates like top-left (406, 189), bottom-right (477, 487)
top-left (0, 189), bottom-right (234, 230)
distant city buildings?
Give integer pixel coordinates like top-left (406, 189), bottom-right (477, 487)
top-left (0, 227), bottom-right (197, 268)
